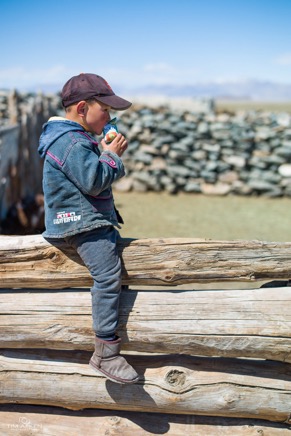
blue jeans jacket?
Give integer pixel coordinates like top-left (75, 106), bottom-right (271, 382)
top-left (38, 118), bottom-right (125, 238)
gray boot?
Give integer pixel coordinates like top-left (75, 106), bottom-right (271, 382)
top-left (89, 336), bottom-right (139, 384)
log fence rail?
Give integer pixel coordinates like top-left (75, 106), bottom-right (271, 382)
top-left (0, 235), bottom-right (290, 434)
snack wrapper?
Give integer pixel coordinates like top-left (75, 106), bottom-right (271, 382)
top-left (103, 117), bottom-right (118, 143)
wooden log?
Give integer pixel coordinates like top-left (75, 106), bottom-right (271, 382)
top-left (0, 287), bottom-right (290, 362)
top-left (0, 350), bottom-right (290, 423)
top-left (2, 235), bottom-right (291, 288)
top-left (0, 126), bottom-right (20, 220)
top-left (20, 96), bottom-right (46, 196)
top-left (0, 405), bottom-right (290, 435)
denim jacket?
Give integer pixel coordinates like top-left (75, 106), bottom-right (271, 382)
top-left (38, 117), bottom-right (125, 238)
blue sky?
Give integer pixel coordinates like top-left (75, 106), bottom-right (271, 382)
top-left (1, 0), bottom-right (291, 91)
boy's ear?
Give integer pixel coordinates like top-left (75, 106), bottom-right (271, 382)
top-left (76, 101), bottom-right (87, 116)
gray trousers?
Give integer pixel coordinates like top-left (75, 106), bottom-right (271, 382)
top-left (65, 226), bottom-right (122, 338)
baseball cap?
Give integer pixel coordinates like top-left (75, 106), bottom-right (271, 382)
top-left (61, 73), bottom-right (132, 110)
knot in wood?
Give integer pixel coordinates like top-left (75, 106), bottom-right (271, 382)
top-left (108, 416), bottom-right (121, 425)
top-left (165, 369), bottom-right (186, 386)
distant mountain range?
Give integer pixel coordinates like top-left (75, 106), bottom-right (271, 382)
top-left (120, 80), bottom-right (291, 101)
top-left (4, 79), bottom-right (291, 101)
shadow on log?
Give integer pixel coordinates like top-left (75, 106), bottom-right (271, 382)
top-left (0, 350), bottom-right (291, 423)
top-left (0, 405), bottom-right (290, 435)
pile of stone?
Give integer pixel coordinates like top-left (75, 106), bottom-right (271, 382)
top-left (2, 89), bottom-right (291, 197)
top-left (112, 106), bottom-right (291, 197)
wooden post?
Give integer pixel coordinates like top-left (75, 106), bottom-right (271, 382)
top-left (7, 90), bottom-right (19, 125)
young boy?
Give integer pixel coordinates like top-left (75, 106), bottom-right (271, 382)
top-left (38, 73), bottom-right (139, 384)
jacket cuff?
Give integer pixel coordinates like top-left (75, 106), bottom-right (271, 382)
top-left (100, 151), bottom-right (122, 169)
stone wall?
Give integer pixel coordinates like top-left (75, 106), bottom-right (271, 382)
top-left (113, 105), bottom-right (291, 197)
top-left (1, 90), bottom-right (291, 199)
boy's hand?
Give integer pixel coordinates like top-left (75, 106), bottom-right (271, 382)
top-left (101, 134), bottom-right (128, 157)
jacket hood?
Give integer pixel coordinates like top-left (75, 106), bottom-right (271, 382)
top-left (38, 117), bottom-right (85, 158)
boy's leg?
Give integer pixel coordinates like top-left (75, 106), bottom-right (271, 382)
top-left (65, 226), bottom-right (139, 384)
top-left (66, 226), bottom-right (121, 336)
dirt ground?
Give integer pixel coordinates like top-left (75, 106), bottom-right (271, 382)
top-left (115, 191), bottom-right (291, 242)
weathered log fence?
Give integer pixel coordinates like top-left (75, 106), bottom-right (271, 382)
top-left (0, 235), bottom-right (290, 435)
top-left (0, 90), bottom-right (56, 222)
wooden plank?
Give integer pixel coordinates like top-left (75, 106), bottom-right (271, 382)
top-left (0, 405), bottom-right (290, 435)
top-left (0, 126), bottom-right (20, 220)
top-left (0, 287), bottom-right (290, 362)
top-left (0, 350), bottom-right (290, 423)
top-left (2, 235), bottom-right (291, 288)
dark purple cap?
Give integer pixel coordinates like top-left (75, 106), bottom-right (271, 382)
top-left (61, 73), bottom-right (132, 110)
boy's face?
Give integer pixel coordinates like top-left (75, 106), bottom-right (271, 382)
top-left (82, 100), bottom-right (111, 135)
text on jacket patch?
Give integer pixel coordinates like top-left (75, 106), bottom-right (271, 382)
top-left (53, 211), bottom-right (81, 224)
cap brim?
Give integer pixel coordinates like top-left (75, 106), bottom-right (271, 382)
top-left (95, 94), bottom-right (132, 110)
